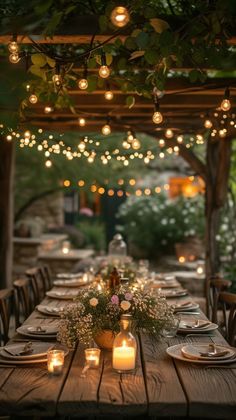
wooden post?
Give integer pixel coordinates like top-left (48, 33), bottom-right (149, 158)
top-left (0, 136), bottom-right (14, 288)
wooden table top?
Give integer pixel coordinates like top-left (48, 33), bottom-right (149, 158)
top-left (0, 279), bottom-right (235, 419)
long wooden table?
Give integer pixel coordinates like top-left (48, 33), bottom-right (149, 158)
top-left (0, 280), bottom-right (236, 419)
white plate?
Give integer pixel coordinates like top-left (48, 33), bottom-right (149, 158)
top-left (0, 357), bottom-right (48, 365)
top-left (37, 305), bottom-right (64, 317)
top-left (152, 281), bottom-right (180, 289)
top-left (56, 272), bottom-right (82, 279)
top-left (173, 302), bottom-right (200, 312)
top-left (178, 320), bottom-right (218, 333)
top-left (166, 343), bottom-right (236, 365)
top-left (161, 289), bottom-right (188, 298)
top-left (46, 290), bottom-right (78, 300)
top-left (17, 325), bottom-right (58, 339)
top-left (0, 342), bottom-right (55, 360)
top-left (53, 279), bottom-right (87, 287)
top-left (181, 344), bottom-right (235, 361)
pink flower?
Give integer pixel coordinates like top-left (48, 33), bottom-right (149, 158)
top-left (125, 292), bottom-right (133, 301)
top-left (111, 295), bottom-right (119, 305)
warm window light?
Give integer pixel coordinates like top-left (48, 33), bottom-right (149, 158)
top-left (78, 117), bottom-right (86, 127)
top-left (8, 41), bottom-right (18, 53)
top-left (29, 94), bottom-right (38, 104)
top-left (9, 53), bottom-right (20, 63)
top-left (99, 65), bottom-right (110, 79)
top-left (78, 78), bottom-right (88, 90)
top-left (104, 90), bottom-right (114, 100)
top-left (165, 128), bottom-right (174, 138)
top-left (110, 6), bottom-right (130, 27)
top-left (102, 123), bottom-right (111, 135)
top-left (220, 88), bottom-right (231, 112)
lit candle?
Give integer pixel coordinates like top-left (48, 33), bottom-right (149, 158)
top-left (112, 340), bottom-right (136, 372)
top-left (85, 348), bottom-right (100, 368)
top-left (47, 350), bottom-right (65, 375)
top-left (62, 240), bottom-right (70, 254)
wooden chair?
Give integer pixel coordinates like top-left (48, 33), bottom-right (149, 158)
top-left (13, 278), bottom-right (31, 328)
top-left (39, 264), bottom-right (53, 291)
top-left (219, 292), bottom-right (236, 346)
top-left (0, 288), bottom-right (15, 345)
top-left (25, 267), bottom-right (45, 307)
top-left (207, 277), bottom-right (231, 323)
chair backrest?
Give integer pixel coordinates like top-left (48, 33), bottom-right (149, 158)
top-left (208, 277), bottom-right (232, 323)
top-left (39, 265), bottom-right (53, 291)
top-left (25, 267), bottom-right (45, 307)
top-left (13, 278), bottom-right (31, 328)
top-left (219, 292), bottom-right (236, 346)
top-left (0, 288), bottom-right (14, 345)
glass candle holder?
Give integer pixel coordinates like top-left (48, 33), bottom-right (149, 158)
top-left (62, 240), bottom-right (70, 254)
top-left (47, 349), bottom-right (65, 375)
top-left (85, 348), bottom-right (101, 368)
top-left (112, 314), bottom-right (136, 373)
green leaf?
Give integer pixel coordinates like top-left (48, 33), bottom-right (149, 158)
top-left (87, 57), bottom-right (97, 69)
top-left (31, 53), bottom-right (47, 67)
top-left (34, 0), bottom-right (52, 15)
top-left (28, 65), bottom-right (46, 80)
top-left (144, 50), bottom-right (159, 65)
top-left (46, 56), bottom-right (56, 68)
top-left (117, 57), bottom-right (127, 70)
top-left (189, 69), bottom-right (200, 83)
top-left (126, 95), bottom-right (135, 109)
top-left (105, 53), bottom-right (113, 66)
top-left (44, 11), bottom-right (63, 36)
top-left (150, 18), bottom-right (170, 33)
top-left (95, 55), bottom-right (102, 65)
top-left (125, 37), bottom-right (137, 51)
top-left (129, 50), bottom-right (145, 60)
top-left (136, 31), bottom-right (149, 49)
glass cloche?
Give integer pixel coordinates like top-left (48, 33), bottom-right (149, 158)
top-left (108, 233), bottom-right (127, 256)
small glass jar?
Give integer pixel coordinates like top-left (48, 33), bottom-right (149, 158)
top-left (108, 234), bottom-right (127, 256)
top-left (85, 348), bottom-right (101, 368)
top-left (112, 314), bottom-right (136, 373)
top-left (47, 349), bottom-right (65, 375)
top-left (62, 240), bottom-right (71, 254)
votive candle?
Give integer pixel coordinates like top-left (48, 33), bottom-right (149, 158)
top-left (113, 341), bottom-right (135, 372)
top-left (47, 349), bottom-right (65, 375)
top-left (85, 348), bottom-right (101, 368)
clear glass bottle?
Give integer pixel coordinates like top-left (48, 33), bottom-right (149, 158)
top-left (112, 314), bottom-right (137, 373)
top-left (108, 233), bottom-right (127, 256)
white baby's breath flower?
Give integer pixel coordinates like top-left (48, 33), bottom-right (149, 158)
top-left (89, 297), bottom-right (98, 307)
top-left (120, 300), bottom-right (131, 311)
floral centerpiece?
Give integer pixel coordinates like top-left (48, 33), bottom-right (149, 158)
top-left (58, 286), bottom-right (173, 349)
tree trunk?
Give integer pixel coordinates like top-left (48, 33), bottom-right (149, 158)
top-left (0, 136), bottom-right (14, 288)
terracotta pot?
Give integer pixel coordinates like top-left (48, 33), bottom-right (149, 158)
top-left (94, 329), bottom-right (116, 351)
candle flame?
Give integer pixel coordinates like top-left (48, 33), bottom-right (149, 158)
top-left (122, 340), bottom-right (127, 347)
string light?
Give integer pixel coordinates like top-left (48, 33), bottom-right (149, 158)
top-left (165, 128), bottom-right (174, 138)
top-left (152, 97), bottom-right (163, 124)
top-left (220, 88), bottom-right (231, 112)
top-left (29, 94), bottom-right (38, 104)
top-left (177, 135), bottom-right (183, 143)
top-left (9, 53), bottom-right (20, 63)
top-left (44, 106), bottom-right (53, 114)
top-left (104, 90), bottom-right (114, 100)
top-left (131, 137), bottom-right (141, 150)
top-left (204, 118), bottom-right (213, 129)
top-left (45, 159), bottom-right (52, 168)
top-left (99, 52), bottom-right (110, 78)
top-left (78, 117), bottom-right (86, 126)
top-left (110, 6), bottom-right (130, 27)
top-left (8, 40), bottom-right (18, 53)
top-left (101, 122), bottom-right (111, 135)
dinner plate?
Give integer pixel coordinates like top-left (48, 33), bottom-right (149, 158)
top-left (56, 272), bottom-right (82, 279)
top-left (46, 290), bottom-right (78, 300)
top-left (166, 344), bottom-right (236, 365)
top-left (178, 319), bottom-right (218, 333)
top-left (17, 325), bottom-right (58, 339)
top-left (152, 281), bottom-right (180, 289)
top-left (0, 356), bottom-right (48, 365)
top-left (173, 302), bottom-right (200, 312)
top-left (53, 279), bottom-right (88, 287)
top-left (37, 305), bottom-right (65, 317)
top-left (0, 342), bottom-right (55, 360)
top-left (161, 289), bottom-right (188, 298)
top-left (181, 344), bottom-right (235, 361)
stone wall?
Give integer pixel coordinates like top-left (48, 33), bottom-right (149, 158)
top-left (23, 191), bottom-right (64, 228)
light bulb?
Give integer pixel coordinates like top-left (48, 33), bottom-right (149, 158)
top-left (220, 98), bottom-right (231, 112)
top-left (101, 124), bottom-right (111, 135)
top-left (44, 106), bottom-right (53, 113)
top-left (219, 129), bottom-right (227, 138)
top-left (78, 118), bottom-right (86, 127)
top-left (52, 74), bottom-right (62, 87)
top-left (24, 130), bottom-right (31, 139)
top-left (104, 90), bottom-right (113, 100)
top-left (9, 53), bottom-right (20, 63)
top-left (8, 41), bottom-right (19, 53)
top-left (177, 135), bottom-right (183, 143)
top-left (29, 94), bottom-right (38, 104)
top-left (110, 6), bottom-right (130, 27)
top-left (132, 138), bottom-right (141, 150)
top-left (159, 139), bottom-right (165, 147)
top-left (78, 142), bottom-right (86, 152)
top-left (78, 78), bottom-right (88, 90)
top-left (26, 84), bottom-right (31, 91)
top-left (99, 65), bottom-right (110, 79)
top-left (122, 140), bottom-right (130, 149)
top-left (127, 131), bottom-right (134, 141)
top-left (45, 159), bottom-right (52, 168)
top-left (165, 128), bottom-right (173, 138)
top-left (204, 119), bottom-right (213, 129)
top-left (152, 111), bottom-right (163, 124)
